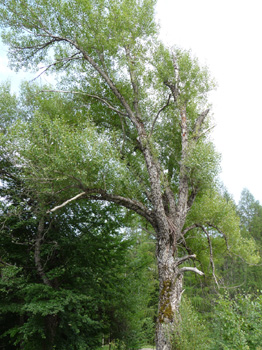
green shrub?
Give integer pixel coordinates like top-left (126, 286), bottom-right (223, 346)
top-left (171, 297), bottom-right (212, 350)
top-left (212, 293), bottom-right (262, 350)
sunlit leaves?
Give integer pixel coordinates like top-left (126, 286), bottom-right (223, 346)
top-left (0, 0), bottom-right (157, 72)
top-left (187, 190), bottom-right (260, 265)
top-left (6, 113), bottom-right (137, 200)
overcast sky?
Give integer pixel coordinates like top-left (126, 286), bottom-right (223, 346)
top-left (156, 0), bottom-right (262, 204)
top-left (0, 0), bottom-right (262, 204)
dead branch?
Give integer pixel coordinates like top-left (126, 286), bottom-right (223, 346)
top-left (47, 192), bottom-right (86, 213)
top-left (0, 258), bottom-right (15, 267)
top-left (149, 94), bottom-right (171, 138)
top-left (175, 254), bottom-right (196, 267)
top-left (201, 225), bottom-right (219, 287)
top-left (179, 266), bottom-right (204, 276)
top-left (192, 109), bottom-right (209, 139)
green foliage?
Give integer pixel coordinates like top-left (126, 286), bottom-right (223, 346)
top-left (0, 158), bottom-right (157, 349)
top-left (0, 0), bottom-right (157, 71)
top-left (187, 189), bottom-right (260, 267)
top-left (171, 297), bottom-right (212, 350)
top-left (212, 293), bottom-right (262, 350)
top-left (0, 81), bottom-right (19, 131)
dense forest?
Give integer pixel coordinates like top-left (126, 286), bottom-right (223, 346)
top-left (1, 0), bottom-right (262, 349)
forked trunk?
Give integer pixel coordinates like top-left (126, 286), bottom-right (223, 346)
top-left (156, 240), bottom-right (183, 350)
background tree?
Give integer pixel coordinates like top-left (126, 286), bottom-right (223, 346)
top-left (0, 1), bottom-right (259, 349)
top-left (0, 169), bottom-right (157, 349)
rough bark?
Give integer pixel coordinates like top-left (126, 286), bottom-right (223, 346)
top-left (156, 239), bottom-right (183, 350)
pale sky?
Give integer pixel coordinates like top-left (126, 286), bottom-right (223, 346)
top-left (156, 0), bottom-right (262, 204)
top-left (0, 0), bottom-right (262, 204)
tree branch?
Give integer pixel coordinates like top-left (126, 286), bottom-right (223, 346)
top-left (207, 222), bottom-right (230, 250)
top-left (46, 188), bottom-right (156, 228)
top-left (179, 266), bottom-right (204, 276)
top-left (149, 94), bottom-right (171, 138)
top-left (175, 254), bottom-right (196, 267)
top-left (192, 109), bottom-right (209, 140)
top-left (40, 89), bottom-right (128, 117)
top-left (32, 53), bottom-right (81, 81)
top-left (200, 225), bottom-right (219, 287)
top-left (125, 45), bottom-right (140, 117)
top-left (34, 217), bottom-right (52, 287)
top-left (182, 224), bottom-right (199, 236)
top-left (88, 192), bottom-right (156, 228)
top-left (187, 187), bottom-right (199, 210)
top-left (47, 192), bottom-right (86, 213)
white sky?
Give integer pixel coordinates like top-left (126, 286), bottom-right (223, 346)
top-left (156, 0), bottom-right (262, 204)
top-left (0, 0), bottom-right (261, 204)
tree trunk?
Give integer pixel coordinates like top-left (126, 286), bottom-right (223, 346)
top-left (155, 238), bottom-right (183, 350)
top-left (44, 315), bottom-right (59, 350)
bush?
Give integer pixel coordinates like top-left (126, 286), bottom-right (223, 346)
top-left (212, 293), bottom-right (262, 350)
top-left (171, 297), bottom-right (212, 350)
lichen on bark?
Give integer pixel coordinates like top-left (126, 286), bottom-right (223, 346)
top-left (159, 279), bottom-right (173, 323)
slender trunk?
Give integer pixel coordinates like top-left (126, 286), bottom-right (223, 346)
top-left (34, 217), bottom-right (59, 350)
top-left (35, 217), bottom-right (53, 287)
top-left (155, 235), bottom-right (183, 350)
top-left (44, 315), bottom-right (59, 350)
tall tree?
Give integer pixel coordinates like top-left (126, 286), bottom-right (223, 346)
top-left (0, 1), bottom-right (258, 348)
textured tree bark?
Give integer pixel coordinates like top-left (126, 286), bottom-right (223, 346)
top-left (156, 239), bottom-right (183, 350)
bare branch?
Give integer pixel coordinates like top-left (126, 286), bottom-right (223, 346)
top-left (196, 124), bottom-right (216, 140)
top-left (207, 223), bottom-right (230, 250)
top-left (32, 53), bottom-right (81, 81)
top-left (88, 192), bottom-right (156, 228)
top-left (46, 187), bottom-right (156, 228)
top-left (149, 94), bottom-right (171, 138)
top-left (164, 53), bottom-right (181, 102)
top-left (125, 45), bottom-right (140, 117)
top-left (12, 38), bottom-right (59, 51)
top-left (175, 254), bottom-right (196, 267)
top-left (179, 267), bottom-right (204, 276)
top-left (140, 226), bottom-right (156, 237)
top-left (200, 225), bottom-right (219, 287)
top-left (47, 192), bottom-right (86, 213)
top-left (0, 258), bottom-right (15, 267)
top-left (182, 224), bottom-right (199, 236)
top-left (192, 109), bottom-right (209, 137)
